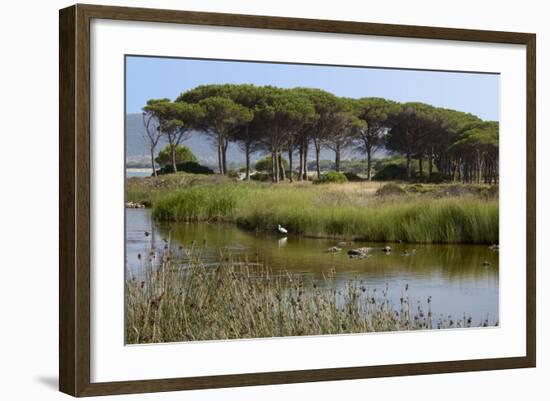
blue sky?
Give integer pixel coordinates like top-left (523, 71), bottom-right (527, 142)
top-left (126, 56), bottom-right (500, 121)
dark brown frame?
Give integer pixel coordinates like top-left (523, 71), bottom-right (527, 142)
top-left (59, 3), bottom-right (536, 397)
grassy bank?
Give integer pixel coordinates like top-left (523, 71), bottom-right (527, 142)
top-left (126, 247), bottom-right (488, 344)
top-left (127, 174), bottom-right (498, 244)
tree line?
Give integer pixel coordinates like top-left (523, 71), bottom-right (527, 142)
top-left (141, 83), bottom-right (499, 184)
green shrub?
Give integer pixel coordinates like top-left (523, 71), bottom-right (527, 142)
top-left (373, 164), bottom-right (408, 181)
top-left (156, 161), bottom-right (214, 175)
top-left (376, 183), bottom-right (406, 197)
top-left (425, 171), bottom-right (447, 183)
top-left (250, 172), bottom-right (272, 182)
top-left (255, 156), bottom-right (288, 172)
top-left (154, 144), bottom-right (197, 167)
top-left (313, 171), bottom-right (348, 184)
top-left (343, 171), bottom-right (364, 182)
top-left (227, 169), bottom-right (240, 179)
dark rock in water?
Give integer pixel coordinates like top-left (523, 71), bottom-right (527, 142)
top-left (348, 247), bottom-right (371, 257)
top-left (125, 201), bottom-right (145, 209)
top-left (482, 260), bottom-right (491, 266)
top-left (326, 246), bottom-right (343, 253)
top-left (382, 246), bottom-right (392, 253)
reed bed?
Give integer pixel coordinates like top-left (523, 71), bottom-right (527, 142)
top-left (148, 181), bottom-right (498, 244)
top-left (126, 245), bottom-right (489, 344)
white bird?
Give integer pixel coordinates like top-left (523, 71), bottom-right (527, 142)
top-left (277, 224), bottom-right (288, 234)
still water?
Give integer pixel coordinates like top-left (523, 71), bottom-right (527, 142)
top-left (126, 208), bottom-right (499, 324)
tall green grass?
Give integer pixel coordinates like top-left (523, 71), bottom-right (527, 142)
top-left (149, 183), bottom-right (498, 244)
top-left (152, 186), bottom-right (240, 222)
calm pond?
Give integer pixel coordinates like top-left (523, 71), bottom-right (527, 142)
top-left (126, 208), bottom-right (499, 324)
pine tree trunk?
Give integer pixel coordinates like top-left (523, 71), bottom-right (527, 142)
top-left (222, 138), bottom-right (228, 175)
top-left (279, 151), bottom-right (286, 181)
top-left (303, 144), bottom-right (309, 180)
top-left (406, 151), bottom-right (412, 181)
top-left (428, 150), bottom-right (433, 179)
top-left (298, 144), bottom-right (303, 181)
top-left (315, 145), bottom-right (321, 178)
top-left (334, 143), bottom-right (341, 172)
top-left (245, 143), bottom-right (251, 180)
top-left (288, 148), bottom-right (294, 182)
top-left (217, 135), bottom-right (223, 175)
top-left (275, 151), bottom-right (280, 183)
top-left (171, 145), bottom-right (177, 173)
top-left (151, 148), bottom-right (157, 177)
top-left (366, 145), bottom-right (372, 181)
top-left (271, 151), bottom-right (276, 182)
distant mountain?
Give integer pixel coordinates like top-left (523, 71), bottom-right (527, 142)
top-left (126, 113), bottom-right (232, 166)
top-left (125, 113), bottom-right (374, 168)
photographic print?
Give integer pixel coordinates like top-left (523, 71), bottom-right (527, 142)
top-left (124, 56), bottom-right (499, 345)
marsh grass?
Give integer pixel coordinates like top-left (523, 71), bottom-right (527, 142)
top-left (125, 245), bottom-right (488, 344)
top-left (143, 178), bottom-right (498, 244)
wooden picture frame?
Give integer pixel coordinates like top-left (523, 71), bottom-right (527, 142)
top-left (59, 3), bottom-right (536, 397)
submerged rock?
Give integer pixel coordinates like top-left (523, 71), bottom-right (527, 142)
top-left (326, 246), bottom-right (343, 253)
top-left (125, 201), bottom-right (145, 208)
top-left (347, 247), bottom-right (371, 258)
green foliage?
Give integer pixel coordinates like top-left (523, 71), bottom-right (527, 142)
top-left (249, 172), bottom-right (272, 182)
top-left (197, 96), bottom-right (254, 130)
top-left (343, 171), bottom-right (364, 182)
top-left (143, 99), bottom-right (204, 133)
top-left (373, 163), bottom-right (408, 181)
top-left (154, 144), bottom-right (197, 167)
top-left (313, 171), bottom-right (348, 184)
top-left (353, 97), bottom-right (401, 178)
top-left (144, 84), bottom-right (499, 184)
top-left (254, 156), bottom-right (288, 172)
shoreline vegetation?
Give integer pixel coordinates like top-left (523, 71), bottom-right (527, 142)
top-left (125, 243), bottom-right (495, 344)
top-left (126, 173), bottom-right (498, 244)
